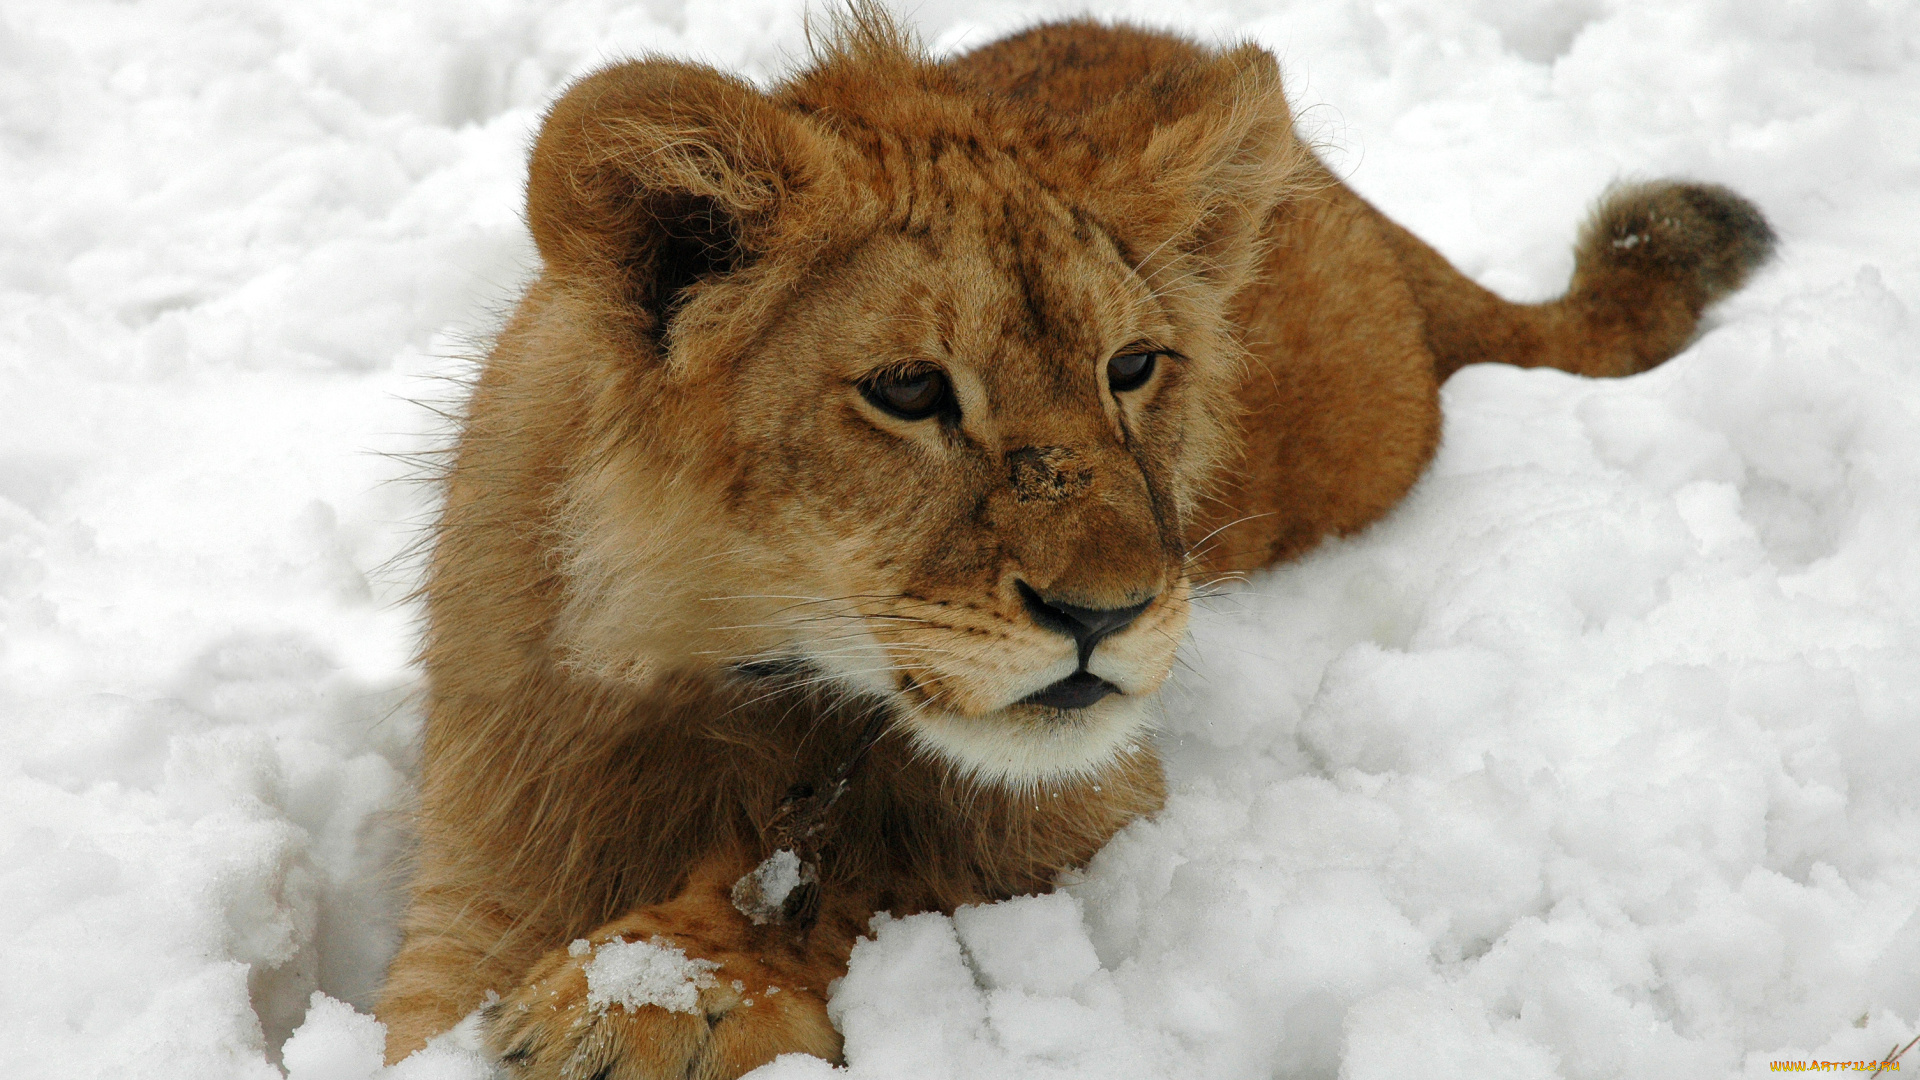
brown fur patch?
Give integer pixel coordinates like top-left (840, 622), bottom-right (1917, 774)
top-left (1007, 446), bottom-right (1094, 503)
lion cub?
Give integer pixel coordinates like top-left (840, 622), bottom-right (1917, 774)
top-left (377, 12), bottom-right (1772, 1077)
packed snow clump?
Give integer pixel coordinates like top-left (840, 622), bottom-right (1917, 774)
top-left (281, 993), bottom-right (497, 1080)
top-left (733, 847), bottom-right (818, 925)
top-left (573, 936), bottom-right (723, 1015)
top-left (2, 0), bottom-right (1918, 1078)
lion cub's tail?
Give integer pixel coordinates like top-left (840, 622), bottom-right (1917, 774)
top-left (1375, 180), bottom-right (1776, 381)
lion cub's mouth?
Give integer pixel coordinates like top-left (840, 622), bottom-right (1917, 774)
top-left (1019, 671), bottom-right (1119, 711)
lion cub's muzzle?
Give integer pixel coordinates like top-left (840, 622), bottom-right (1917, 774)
top-left (879, 570), bottom-right (1186, 782)
top-left (1014, 581), bottom-right (1154, 710)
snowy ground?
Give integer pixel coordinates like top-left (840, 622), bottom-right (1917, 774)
top-left (2, 0), bottom-right (1917, 1077)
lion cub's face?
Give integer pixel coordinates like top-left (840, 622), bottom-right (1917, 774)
top-left (529, 45), bottom-right (1301, 784)
top-left (723, 190), bottom-right (1223, 781)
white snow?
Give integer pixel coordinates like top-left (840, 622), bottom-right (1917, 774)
top-left (1, 0), bottom-right (1916, 1078)
top-left (733, 847), bottom-right (816, 926)
top-left (577, 936), bottom-right (723, 1015)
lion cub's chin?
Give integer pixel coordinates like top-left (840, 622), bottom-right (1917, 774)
top-left (901, 693), bottom-right (1158, 787)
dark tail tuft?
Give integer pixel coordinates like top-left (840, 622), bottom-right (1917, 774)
top-left (1576, 180), bottom-right (1777, 306)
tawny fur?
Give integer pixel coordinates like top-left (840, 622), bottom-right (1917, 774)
top-left (377, 12), bottom-right (1774, 1077)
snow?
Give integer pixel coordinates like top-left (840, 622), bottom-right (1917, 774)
top-left (734, 847), bottom-right (817, 926)
top-left (1, 0), bottom-right (1916, 1078)
top-left (575, 936), bottom-right (723, 1015)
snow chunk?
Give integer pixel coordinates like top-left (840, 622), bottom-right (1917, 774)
top-left (576, 937), bottom-right (721, 1015)
top-left (732, 847), bottom-right (816, 925)
top-left (281, 993), bottom-right (384, 1080)
top-left (952, 892), bottom-right (1101, 996)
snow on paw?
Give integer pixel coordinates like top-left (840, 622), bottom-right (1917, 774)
top-left (485, 928), bottom-right (839, 1080)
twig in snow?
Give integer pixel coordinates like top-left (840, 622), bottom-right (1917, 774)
top-left (1870, 1032), bottom-right (1920, 1079)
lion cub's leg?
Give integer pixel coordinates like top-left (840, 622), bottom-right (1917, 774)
top-left (379, 887), bottom-right (536, 1063)
top-left (484, 850), bottom-right (846, 1080)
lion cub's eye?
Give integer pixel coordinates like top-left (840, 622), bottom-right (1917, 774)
top-left (861, 364), bottom-right (955, 421)
top-left (1107, 351), bottom-right (1160, 394)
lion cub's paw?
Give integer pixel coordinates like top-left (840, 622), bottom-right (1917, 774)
top-left (485, 925), bottom-right (839, 1080)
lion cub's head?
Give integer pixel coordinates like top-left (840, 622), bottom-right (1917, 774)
top-left (502, 20), bottom-right (1308, 784)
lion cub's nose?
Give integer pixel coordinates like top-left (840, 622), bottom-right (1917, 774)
top-left (1017, 581), bottom-right (1153, 656)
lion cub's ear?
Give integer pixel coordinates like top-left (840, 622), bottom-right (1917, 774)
top-left (527, 61), bottom-right (842, 346)
top-left (1086, 44), bottom-right (1312, 294)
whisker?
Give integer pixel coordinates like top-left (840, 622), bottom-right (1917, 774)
top-left (1183, 511), bottom-right (1276, 565)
